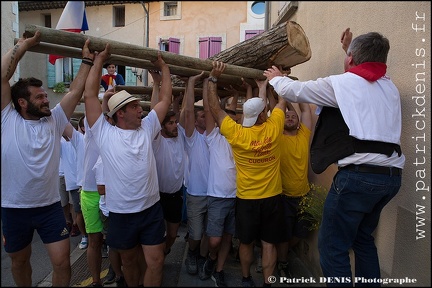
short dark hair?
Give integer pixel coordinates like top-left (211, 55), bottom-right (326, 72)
top-left (103, 62), bottom-right (116, 69)
top-left (162, 110), bottom-right (176, 126)
top-left (347, 32), bottom-right (390, 64)
top-left (11, 77), bottom-right (43, 113)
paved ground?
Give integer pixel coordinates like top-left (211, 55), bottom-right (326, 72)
top-left (38, 224), bottom-right (320, 287)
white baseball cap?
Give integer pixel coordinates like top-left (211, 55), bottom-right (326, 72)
top-left (242, 97), bottom-right (266, 127)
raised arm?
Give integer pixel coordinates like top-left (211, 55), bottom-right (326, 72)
top-left (149, 69), bottom-right (162, 110)
top-left (299, 102), bottom-right (312, 130)
top-left (202, 78), bottom-right (216, 134)
top-left (1, 31), bottom-right (41, 110)
top-left (102, 88), bottom-right (114, 114)
top-left (207, 61), bottom-right (228, 128)
top-left (182, 72), bottom-right (205, 137)
top-left (60, 39), bottom-right (95, 120)
top-left (84, 44), bottom-right (111, 128)
top-left (151, 52), bottom-right (173, 124)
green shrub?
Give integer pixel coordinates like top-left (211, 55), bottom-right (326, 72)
top-left (298, 183), bottom-right (328, 231)
top-left (53, 82), bottom-right (66, 93)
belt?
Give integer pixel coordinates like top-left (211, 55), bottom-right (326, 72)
top-left (339, 164), bottom-right (402, 176)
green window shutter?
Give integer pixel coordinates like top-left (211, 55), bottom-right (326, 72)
top-left (125, 67), bottom-right (137, 86)
top-left (47, 56), bottom-right (56, 88)
top-left (72, 58), bottom-right (81, 81)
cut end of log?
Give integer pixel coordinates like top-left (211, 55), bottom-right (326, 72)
top-left (270, 21), bottom-right (312, 70)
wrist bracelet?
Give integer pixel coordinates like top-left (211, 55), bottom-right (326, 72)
top-left (208, 76), bottom-right (218, 83)
top-left (82, 57), bottom-right (94, 62)
top-left (82, 60), bottom-right (94, 66)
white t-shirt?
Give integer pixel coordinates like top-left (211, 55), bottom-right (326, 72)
top-left (80, 119), bottom-right (99, 191)
top-left (93, 156), bottom-right (109, 217)
top-left (179, 125), bottom-right (209, 196)
top-left (152, 126), bottom-right (186, 194)
top-left (89, 110), bottom-right (161, 213)
top-left (60, 137), bottom-right (80, 191)
top-left (205, 127), bottom-right (236, 198)
top-left (69, 128), bottom-right (84, 188)
top-left (1, 103), bottom-right (68, 208)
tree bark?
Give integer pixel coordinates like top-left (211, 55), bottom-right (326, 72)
top-left (210, 21), bottom-right (311, 70)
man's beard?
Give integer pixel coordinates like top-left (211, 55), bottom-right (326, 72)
top-left (284, 123), bottom-right (297, 131)
top-left (27, 101), bottom-right (51, 118)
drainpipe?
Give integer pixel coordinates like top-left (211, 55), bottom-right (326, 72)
top-left (264, 1), bottom-right (270, 31)
top-left (141, 1), bottom-right (149, 86)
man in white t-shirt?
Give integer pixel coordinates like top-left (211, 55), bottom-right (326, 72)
top-left (1, 32), bottom-right (95, 287)
top-left (84, 51), bottom-right (172, 287)
top-left (178, 72), bottom-right (211, 278)
top-left (149, 70), bottom-right (186, 257)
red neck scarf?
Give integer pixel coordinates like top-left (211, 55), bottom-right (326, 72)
top-left (347, 62), bottom-right (387, 81)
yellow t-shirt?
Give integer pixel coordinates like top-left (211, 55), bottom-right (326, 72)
top-left (220, 108), bottom-right (285, 199)
top-left (280, 123), bottom-right (311, 197)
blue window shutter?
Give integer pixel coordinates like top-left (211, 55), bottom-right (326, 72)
top-left (72, 58), bottom-right (81, 80)
top-left (47, 56), bottom-right (55, 88)
top-left (125, 67), bottom-right (136, 86)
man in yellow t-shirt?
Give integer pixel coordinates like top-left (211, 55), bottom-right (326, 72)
top-left (206, 61), bottom-right (287, 287)
top-left (276, 101), bottom-right (313, 278)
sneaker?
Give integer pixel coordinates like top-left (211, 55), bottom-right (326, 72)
top-left (70, 224), bottom-right (81, 237)
top-left (115, 275), bottom-right (126, 287)
top-left (185, 250), bottom-right (198, 275)
top-left (101, 242), bottom-right (108, 258)
top-left (103, 264), bottom-right (116, 285)
top-left (78, 236), bottom-right (88, 249)
top-left (242, 276), bottom-right (256, 287)
top-left (197, 256), bottom-right (207, 279)
top-left (211, 270), bottom-right (227, 287)
top-left (199, 256), bottom-right (216, 280)
top-left (255, 255), bottom-right (262, 273)
top-left (277, 261), bottom-right (292, 278)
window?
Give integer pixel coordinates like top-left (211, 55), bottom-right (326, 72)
top-left (245, 30), bottom-right (264, 40)
top-left (114, 6), bottom-right (125, 27)
top-left (199, 37), bottom-right (222, 59)
top-left (164, 2), bottom-right (177, 16)
top-left (160, 1), bottom-right (181, 20)
top-left (159, 37), bottom-right (180, 54)
top-left (251, 1), bottom-right (265, 15)
top-left (44, 14), bottom-right (51, 28)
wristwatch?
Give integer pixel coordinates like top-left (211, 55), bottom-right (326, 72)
top-left (208, 76), bottom-right (218, 83)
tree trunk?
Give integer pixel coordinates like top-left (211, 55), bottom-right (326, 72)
top-left (210, 21), bottom-right (311, 71)
top-left (24, 24), bottom-right (266, 80)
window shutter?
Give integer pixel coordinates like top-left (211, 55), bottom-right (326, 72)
top-left (72, 58), bottom-right (81, 80)
top-left (209, 37), bottom-right (222, 57)
top-left (245, 30), bottom-right (264, 40)
top-left (47, 56), bottom-right (55, 88)
top-left (199, 37), bottom-right (210, 59)
top-left (125, 67), bottom-right (136, 86)
top-left (199, 37), bottom-right (222, 59)
top-left (169, 37), bottom-right (180, 54)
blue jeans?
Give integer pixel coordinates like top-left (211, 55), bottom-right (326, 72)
top-left (318, 169), bottom-right (401, 287)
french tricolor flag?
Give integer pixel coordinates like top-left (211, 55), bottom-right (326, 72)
top-left (49, 1), bottom-right (89, 65)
